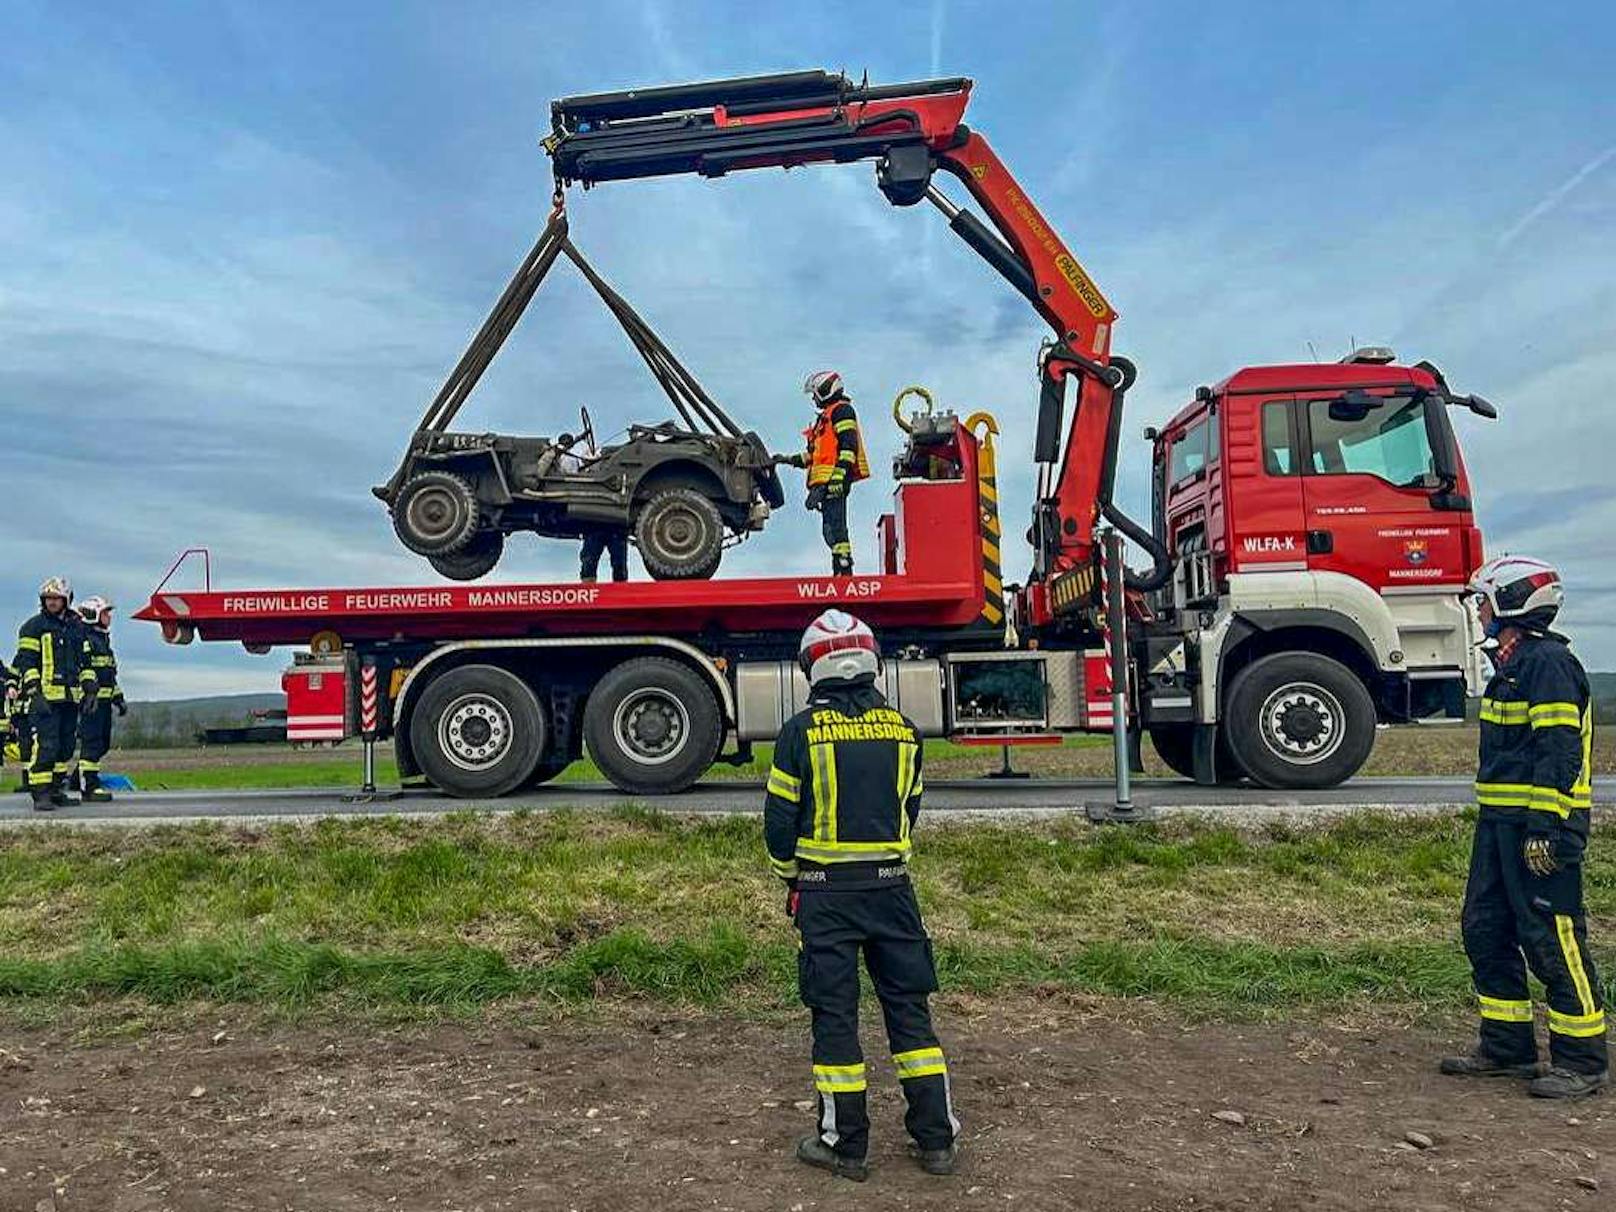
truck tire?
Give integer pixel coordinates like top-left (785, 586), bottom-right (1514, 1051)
top-left (634, 488), bottom-right (724, 580)
top-left (583, 657), bottom-right (722, 794)
top-left (429, 532), bottom-right (504, 581)
top-left (1222, 652), bottom-right (1375, 789)
top-left (395, 470), bottom-right (480, 556)
top-left (1148, 724), bottom-right (1247, 785)
top-left (409, 664), bottom-right (545, 798)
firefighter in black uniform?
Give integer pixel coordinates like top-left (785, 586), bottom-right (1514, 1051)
top-left (74, 596), bottom-right (125, 803)
top-left (1441, 556), bottom-right (1607, 1098)
top-left (13, 576), bottom-right (98, 812)
top-left (765, 609), bottom-right (959, 1182)
top-left (788, 371), bottom-right (869, 576)
top-left (1, 657), bottom-right (18, 787)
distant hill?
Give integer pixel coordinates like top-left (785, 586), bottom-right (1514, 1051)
top-left (120, 693), bottom-right (284, 749)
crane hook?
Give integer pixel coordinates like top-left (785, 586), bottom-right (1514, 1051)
top-left (892, 385), bottom-right (934, 435)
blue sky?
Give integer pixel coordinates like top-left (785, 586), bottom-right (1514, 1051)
top-left (2, 0), bottom-right (1614, 696)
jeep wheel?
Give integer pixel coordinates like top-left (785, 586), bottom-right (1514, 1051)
top-left (429, 531), bottom-right (504, 581)
top-left (635, 487), bottom-right (724, 580)
top-left (395, 470), bottom-right (480, 556)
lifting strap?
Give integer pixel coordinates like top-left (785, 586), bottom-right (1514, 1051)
top-left (414, 212), bottom-right (741, 440)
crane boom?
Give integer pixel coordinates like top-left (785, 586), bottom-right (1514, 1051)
top-left (547, 70), bottom-right (1165, 609)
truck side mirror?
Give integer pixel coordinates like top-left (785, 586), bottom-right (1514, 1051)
top-left (1464, 394), bottom-right (1498, 419)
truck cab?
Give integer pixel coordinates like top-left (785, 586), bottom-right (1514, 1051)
top-left (1143, 349), bottom-right (1495, 787)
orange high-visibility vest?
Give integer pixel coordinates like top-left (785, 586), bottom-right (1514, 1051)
top-left (804, 400), bottom-right (870, 486)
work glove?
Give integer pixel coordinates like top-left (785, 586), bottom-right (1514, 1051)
top-left (113, 694), bottom-right (128, 718)
top-left (805, 485), bottom-right (827, 512)
top-left (79, 692), bottom-right (99, 719)
top-left (777, 452), bottom-right (808, 469)
top-left (1524, 831), bottom-right (1560, 878)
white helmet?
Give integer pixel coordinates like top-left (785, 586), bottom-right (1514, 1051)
top-left (77, 596), bottom-right (113, 626)
top-left (39, 575), bottom-right (72, 604)
top-left (799, 609), bottom-right (880, 685)
top-left (804, 370), bottom-right (846, 408)
top-left (1469, 555), bottom-right (1563, 632)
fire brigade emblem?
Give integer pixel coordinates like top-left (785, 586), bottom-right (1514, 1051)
top-left (1404, 539), bottom-right (1429, 565)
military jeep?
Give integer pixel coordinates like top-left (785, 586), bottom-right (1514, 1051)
top-left (375, 408), bottom-right (785, 581)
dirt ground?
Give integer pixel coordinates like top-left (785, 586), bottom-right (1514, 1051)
top-left (0, 1002), bottom-right (1609, 1212)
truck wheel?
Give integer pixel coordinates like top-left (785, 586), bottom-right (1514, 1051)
top-left (520, 758), bottom-right (572, 790)
top-left (429, 532), bottom-right (504, 581)
top-left (583, 657), bottom-right (722, 794)
top-left (1147, 724), bottom-right (1196, 779)
top-left (1223, 653), bottom-right (1375, 789)
top-left (635, 488), bottom-right (724, 580)
top-left (395, 470), bottom-right (480, 556)
top-left (409, 664), bottom-right (544, 798)
top-left (1148, 724), bottom-right (1247, 785)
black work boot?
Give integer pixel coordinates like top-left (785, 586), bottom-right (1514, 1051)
top-left (1529, 1067), bottom-right (1609, 1099)
top-left (1438, 1049), bottom-right (1541, 1079)
top-left (49, 776), bottom-right (79, 808)
top-left (908, 1142), bottom-right (959, 1175)
top-left (29, 786), bottom-right (55, 812)
top-left (832, 557), bottom-right (854, 577)
top-left (81, 772), bottom-right (113, 803)
top-left (67, 769), bottom-right (81, 792)
top-left (795, 1135), bottom-right (868, 1183)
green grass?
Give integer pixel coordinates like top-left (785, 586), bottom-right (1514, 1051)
top-left (0, 809), bottom-right (1610, 1016)
top-left (113, 736), bottom-right (1108, 791)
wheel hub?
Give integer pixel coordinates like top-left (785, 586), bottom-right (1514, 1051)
top-left (439, 694), bottom-right (512, 771)
top-left (613, 689), bottom-right (689, 765)
top-left (655, 509), bottom-right (701, 556)
top-left (1258, 682), bottom-right (1343, 765)
top-left (409, 489), bottom-right (461, 540)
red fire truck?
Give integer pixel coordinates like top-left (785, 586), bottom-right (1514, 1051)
top-left (135, 71), bottom-right (1498, 797)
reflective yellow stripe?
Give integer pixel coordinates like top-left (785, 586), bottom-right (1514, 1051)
top-left (813, 1062), bottom-right (867, 1093)
top-left (795, 839), bottom-right (912, 864)
top-left (1475, 781), bottom-right (1532, 808)
top-left (1556, 915), bottom-right (1598, 1019)
top-left (41, 632), bottom-right (55, 687)
top-left (78, 760), bottom-right (99, 773)
top-left (833, 420), bottom-right (859, 433)
top-left (892, 1047), bottom-right (947, 1079)
top-left (766, 766), bottom-right (801, 803)
top-left (809, 742), bottom-right (838, 843)
top-left (15, 637), bottom-right (40, 652)
top-left (1547, 1008), bottom-right (1606, 1038)
top-left (1529, 702), bottom-right (1583, 729)
top-left (1479, 697), bottom-right (1529, 725)
top-left (1478, 995), bottom-right (1534, 1023)
top-left (769, 855), bottom-right (800, 879)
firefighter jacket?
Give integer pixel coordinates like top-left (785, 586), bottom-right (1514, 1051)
top-left (85, 627), bottom-right (121, 702)
top-left (1476, 632), bottom-right (1594, 848)
top-left (764, 676), bottom-right (924, 880)
top-left (13, 610), bottom-right (97, 704)
top-left (803, 400), bottom-right (870, 487)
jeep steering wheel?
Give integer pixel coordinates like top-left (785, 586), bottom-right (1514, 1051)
top-left (579, 406), bottom-right (598, 457)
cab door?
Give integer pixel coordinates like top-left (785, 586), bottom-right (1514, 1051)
top-left (1224, 396), bottom-right (1307, 575)
top-left (1298, 392), bottom-right (1467, 591)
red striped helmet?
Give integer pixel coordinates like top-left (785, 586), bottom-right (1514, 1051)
top-left (799, 609), bottom-right (880, 684)
top-left (803, 370), bottom-right (846, 407)
top-left (1468, 555), bottom-right (1562, 629)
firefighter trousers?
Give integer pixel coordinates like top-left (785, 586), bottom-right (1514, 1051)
top-left (27, 699), bottom-right (79, 789)
top-left (579, 527), bottom-right (629, 582)
top-left (79, 701), bottom-right (113, 772)
top-left (817, 493), bottom-right (851, 573)
top-left (795, 881), bottom-right (959, 1160)
top-left (1462, 815), bottom-right (1608, 1074)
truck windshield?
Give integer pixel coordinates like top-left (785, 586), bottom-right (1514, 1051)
top-left (1306, 395), bottom-right (1434, 487)
top-left (1168, 415), bottom-right (1217, 485)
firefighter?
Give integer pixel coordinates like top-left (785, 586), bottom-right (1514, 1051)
top-left (1, 657), bottom-right (17, 787)
top-left (765, 609), bottom-right (959, 1181)
top-left (13, 576), bottom-right (98, 811)
top-left (1441, 556), bottom-right (1606, 1098)
top-left (74, 596), bottom-right (125, 803)
top-left (789, 371), bottom-right (869, 576)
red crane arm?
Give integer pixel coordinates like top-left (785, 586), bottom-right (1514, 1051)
top-left (548, 70), bottom-right (1146, 599)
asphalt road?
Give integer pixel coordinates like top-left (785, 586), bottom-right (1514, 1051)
top-left (3, 776), bottom-right (1612, 827)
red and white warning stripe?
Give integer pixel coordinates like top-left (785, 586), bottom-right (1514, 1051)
top-left (360, 662), bottom-right (379, 736)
